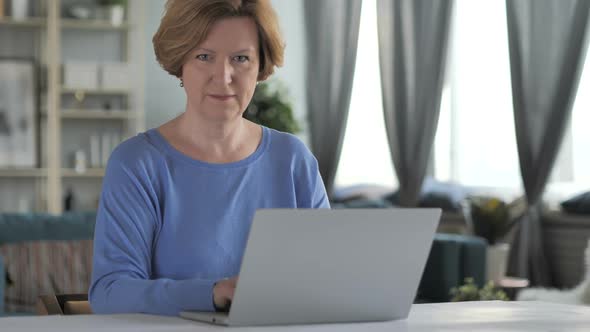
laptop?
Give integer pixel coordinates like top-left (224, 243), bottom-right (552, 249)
top-left (180, 208), bottom-right (441, 326)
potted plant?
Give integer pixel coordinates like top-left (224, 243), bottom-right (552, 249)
top-left (464, 196), bottom-right (525, 282)
top-left (97, 0), bottom-right (126, 26)
top-left (450, 277), bottom-right (509, 302)
top-left (243, 80), bottom-right (301, 134)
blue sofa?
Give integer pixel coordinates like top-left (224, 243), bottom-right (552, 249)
top-left (0, 212), bottom-right (96, 315)
top-left (419, 233), bottom-right (486, 302)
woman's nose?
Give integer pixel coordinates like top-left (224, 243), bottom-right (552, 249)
top-left (211, 59), bottom-right (233, 85)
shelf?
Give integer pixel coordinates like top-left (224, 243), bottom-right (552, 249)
top-left (61, 168), bottom-right (105, 178)
top-left (0, 17), bottom-right (130, 30)
top-left (61, 109), bottom-right (136, 119)
top-left (0, 168), bottom-right (46, 178)
top-left (0, 17), bottom-right (46, 27)
top-left (61, 19), bottom-right (130, 30)
top-left (40, 109), bottom-right (136, 120)
top-left (61, 87), bottom-right (131, 95)
top-left (0, 168), bottom-right (107, 178)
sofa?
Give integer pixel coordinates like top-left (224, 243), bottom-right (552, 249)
top-left (418, 233), bottom-right (486, 302)
top-left (0, 210), bottom-right (486, 315)
top-left (0, 212), bottom-right (96, 315)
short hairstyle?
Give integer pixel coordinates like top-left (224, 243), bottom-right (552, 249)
top-left (153, 0), bottom-right (285, 81)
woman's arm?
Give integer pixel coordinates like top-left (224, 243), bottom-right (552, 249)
top-left (89, 150), bottom-right (217, 316)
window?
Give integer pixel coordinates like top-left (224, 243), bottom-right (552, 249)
top-left (434, 0), bottom-right (520, 190)
top-left (435, 0), bottom-right (590, 200)
top-left (336, 0), bottom-right (590, 201)
top-left (335, 0), bottom-right (396, 189)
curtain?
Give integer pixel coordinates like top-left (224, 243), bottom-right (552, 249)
top-left (377, 0), bottom-right (454, 206)
top-left (506, 0), bottom-right (590, 286)
top-left (304, 0), bottom-right (362, 195)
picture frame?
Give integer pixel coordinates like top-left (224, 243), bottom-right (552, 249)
top-left (0, 58), bottom-right (39, 168)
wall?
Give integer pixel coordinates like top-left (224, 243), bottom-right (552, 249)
top-left (143, 0), bottom-right (185, 129)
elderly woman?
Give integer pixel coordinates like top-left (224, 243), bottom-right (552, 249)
top-left (89, 0), bottom-right (329, 316)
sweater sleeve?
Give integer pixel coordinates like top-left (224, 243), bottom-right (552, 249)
top-left (309, 156), bottom-right (331, 209)
top-left (295, 149), bottom-right (330, 209)
top-left (88, 149), bottom-right (217, 316)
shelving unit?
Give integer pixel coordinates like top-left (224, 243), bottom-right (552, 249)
top-left (0, 0), bottom-right (146, 213)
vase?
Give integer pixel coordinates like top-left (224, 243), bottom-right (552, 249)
top-left (486, 243), bottom-right (510, 283)
top-left (107, 5), bottom-right (124, 26)
top-left (10, 0), bottom-right (28, 21)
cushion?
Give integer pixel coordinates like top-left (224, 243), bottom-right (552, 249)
top-left (331, 197), bottom-right (394, 209)
top-left (331, 184), bottom-right (395, 203)
top-left (0, 240), bottom-right (93, 313)
top-left (561, 191), bottom-right (590, 215)
top-left (384, 177), bottom-right (471, 212)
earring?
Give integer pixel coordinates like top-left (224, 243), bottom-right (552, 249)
top-left (179, 79), bottom-right (184, 88)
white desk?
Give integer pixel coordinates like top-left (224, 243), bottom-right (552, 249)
top-left (1, 301), bottom-right (589, 331)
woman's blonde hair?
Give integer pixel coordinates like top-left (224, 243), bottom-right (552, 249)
top-left (153, 0), bottom-right (284, 81)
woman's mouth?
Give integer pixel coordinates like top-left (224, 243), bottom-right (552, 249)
top-left (208, 94), bottom-right (235, 101)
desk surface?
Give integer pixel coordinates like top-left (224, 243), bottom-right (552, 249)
top-left (1, 301), bottom-right (589, 331)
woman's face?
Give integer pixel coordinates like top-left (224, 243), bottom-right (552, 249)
top-left (181, 17), bottom-right (260, 124)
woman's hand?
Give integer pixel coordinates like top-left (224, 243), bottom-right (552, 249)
top-left (213, 276), bottom-right (238, 311)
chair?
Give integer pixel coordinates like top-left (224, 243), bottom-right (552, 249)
top-left (36, 294), bottom-right (92, 315)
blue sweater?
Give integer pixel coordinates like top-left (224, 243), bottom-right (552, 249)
top-left (89, 126), bottom-right (330, 316)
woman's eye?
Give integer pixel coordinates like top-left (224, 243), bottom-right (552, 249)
top-left (234, 55), bottom-right (249, 63)
top-left (196, 54), bottom-right (210, 61)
